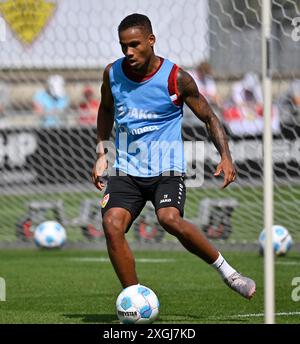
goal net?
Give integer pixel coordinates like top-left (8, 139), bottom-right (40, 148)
top-left (0, 0), bottom-right (299, 247)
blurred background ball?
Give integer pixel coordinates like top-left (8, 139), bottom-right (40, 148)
top-left (259, 225), bottom-right (293, 256)
top-left (34, 221), bottom-right (67, 248)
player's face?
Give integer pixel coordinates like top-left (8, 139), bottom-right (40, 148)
top-left (119, 27), bottom-right (155, 71)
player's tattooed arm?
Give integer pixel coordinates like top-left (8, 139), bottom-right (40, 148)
top-left (93, 64), bottom-right (114, 191)
top-left (96, 63), bottom-right (114, 157)
top-left (177, 68), bottom-right (236, 188)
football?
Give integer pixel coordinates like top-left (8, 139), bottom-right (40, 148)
top-left (34, 221), bottom-right (67, 248)
top-left (259, 225), bottom-right (293, 256)
top-left (116, 284), bottom-right (160, 324)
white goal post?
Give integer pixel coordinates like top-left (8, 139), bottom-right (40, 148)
top-left (262, 0), bottom-right (275, 325)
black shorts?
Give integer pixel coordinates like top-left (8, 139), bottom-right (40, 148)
top-left (101, 172), bottom-right (186, 225)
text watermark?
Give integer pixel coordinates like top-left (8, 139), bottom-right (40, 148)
top-left (291, 277), bottom-right (300, 302)
top-left (0, 277), bottom-right (6, 301)
top-left (0, 17), bottom-right (6, 42)
top-left (291, 17), bottom-right (300, 42)
top-left (96, 138), bottom-right (205, 188)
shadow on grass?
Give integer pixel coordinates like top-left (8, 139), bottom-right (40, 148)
top-left (63, 313), bottom-right (118, 324)
top-left (167, 310), bottom-right (258, 323)
top-left (217, 317), bottom-right (258, 324)
top-left (64, 313), bottom-right (253, 324)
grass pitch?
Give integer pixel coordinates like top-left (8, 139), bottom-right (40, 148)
top-left (0, 249), bottom-right (299, 324)
top-left (1, 184), bottom-right (300, 244)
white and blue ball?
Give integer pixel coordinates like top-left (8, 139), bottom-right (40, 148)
top-left (34, 221), bottom-right (67, 248)
top-left (259, 225), bottom-right (293, 256)
top-left (116, 284), bottom-right (159, 324)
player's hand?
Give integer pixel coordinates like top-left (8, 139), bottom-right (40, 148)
top-left (214, 158), bottom-right (236, 189)
top-left (92, 156), bottom-right (108, 191)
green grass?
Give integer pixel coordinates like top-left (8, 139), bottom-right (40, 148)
top-left (0, 249), bottom-right (300, 324)
top-left (0, 191), bottom-right (100, 242)
top-left (186, 184), bottom-right (300, 242)
top-left (1, 184), bottom-right (300, 243)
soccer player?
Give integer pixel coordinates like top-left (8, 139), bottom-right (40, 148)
top-left (92, 14), bottom-right (256, 299)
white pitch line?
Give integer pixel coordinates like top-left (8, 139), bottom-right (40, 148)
top-left (275, 261), bottom-right (300, 265)
top-left (228, 311), bottom-right (300, 318)
top-left (68, 257), bottom-right (176, 263)
top-left (136, 258), bottom-right (176, 263)
top-left (68, 257), bottom-right (111, 262)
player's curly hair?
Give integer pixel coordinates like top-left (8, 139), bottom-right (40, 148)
top-left (118, 13), bottom-right (153, 34)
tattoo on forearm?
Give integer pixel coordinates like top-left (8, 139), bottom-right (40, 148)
top-left (177, 68), bottom-right (231, 160)
top-left (206, 115), bottom-right (231, 159)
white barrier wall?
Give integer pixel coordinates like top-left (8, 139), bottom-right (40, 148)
top-left (0, 0), bottom-right (209, 68)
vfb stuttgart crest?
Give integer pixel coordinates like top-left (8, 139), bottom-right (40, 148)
top-left (101, 194), bottom-right (110, 209)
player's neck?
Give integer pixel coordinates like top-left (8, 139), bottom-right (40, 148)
top-left (137, 55), bottom-right (161, 76)
top-left (123, 55), bottom-right (163, 82)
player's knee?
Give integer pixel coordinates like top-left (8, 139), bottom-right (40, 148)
top-left (102, 213), bottom-right (126, 241)
top-left (157, 210), bottom-right (181, 235)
